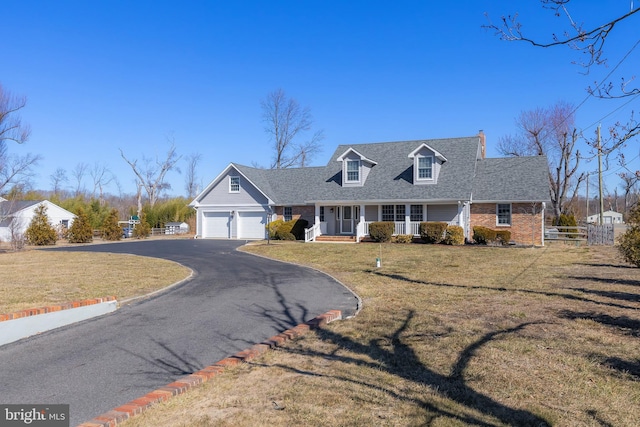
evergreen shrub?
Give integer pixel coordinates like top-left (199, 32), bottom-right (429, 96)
top-left (25, 204), bottom-right (57, 246)
top-left (102, 209), bottom-right (122, 241)
top-left (618, 204), bottom-right (640, 267)
top-left (443, 225), bottom-right (465, 245)
top-left (495, 230), bottom-right (512, 245)
top-left (394, 234), bottom-right (414, 244)
top-left (473, 226), bottom-right (497, 245)
top-left (419, 222), bottom-right (447, 244)
top-left (369, 222), bottom-right (394, 242)
top-left (68, 207), bottom-right (93, 243)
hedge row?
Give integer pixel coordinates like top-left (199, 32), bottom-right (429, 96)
top-left (368, 221), bottom-right (465, 245)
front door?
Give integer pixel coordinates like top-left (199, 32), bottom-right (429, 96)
top-left (339, 206), bottom-right (360, 234)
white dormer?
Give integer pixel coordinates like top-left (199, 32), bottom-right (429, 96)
top-left (408, 143), bottom-right (447, 185)
top-left (336, 148), bottom-right (377, 187)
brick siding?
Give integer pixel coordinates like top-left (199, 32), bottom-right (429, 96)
top-left (470, 203), bottom-right (543, 246)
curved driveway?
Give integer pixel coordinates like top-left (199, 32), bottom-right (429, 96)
top-left (0, 239), bottom-right (359, 426)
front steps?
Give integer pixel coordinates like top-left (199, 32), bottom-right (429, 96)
top-left (314, 235), bottom-right (357, 243)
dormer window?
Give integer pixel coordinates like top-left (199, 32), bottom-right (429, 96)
top-left (417, 156), bottom-right (433, 180)
top-left (336, 147), bottom-right (377, 187)
top-left (346, 160), bottom-right (360, 182)
top-left (408, 143), bottom-right (447, 185)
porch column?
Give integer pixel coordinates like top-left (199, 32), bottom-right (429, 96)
top-left (314, 204), bottom-right (320, 225)
top-left (378, 205), bottom-right (382, 221)
top-left (405, 203), bottom-right (411, 235)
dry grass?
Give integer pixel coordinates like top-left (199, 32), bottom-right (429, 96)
top-left (0, 248), bottom-right (191, 314)
top-left (121, 242), bottom-right (640, 427)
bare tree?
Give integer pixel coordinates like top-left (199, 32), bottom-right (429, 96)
top-left (71, 162), bottom-right (88, 197)
top-left (619, 171), bottom-right (639, 213)
top-left (485, 2), bottom-right (640, 173)
top-left (184, 152), bottom-right (202, 199)
top-left (120, 141), bottom-right (181, 207)
top-left (261, 89), bottom-right (324, 169)
top-left (89, 162), bottom-right (114, 204)
top-left (499, 101), bottom-right (585, 221)
top-left (0, 84), bottom-right (40, 193)
top-left (50, 167), bottom-right (68, 196)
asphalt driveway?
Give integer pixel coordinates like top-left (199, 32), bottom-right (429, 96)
top-left (0, 239), bottom-right (359, 426)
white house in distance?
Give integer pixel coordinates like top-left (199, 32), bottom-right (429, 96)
top-left (0, 198), bottom-right (76, 242)
top-left (587, 210), bottom-right (624, 224)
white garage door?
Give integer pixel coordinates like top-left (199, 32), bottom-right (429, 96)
top-left (202, 212), bottom-right (230, 238)
top-left (238, 211), bottom-right (266, 239)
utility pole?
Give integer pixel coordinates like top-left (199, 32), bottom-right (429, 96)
top-left (597, 125), bottom-right (605, 225)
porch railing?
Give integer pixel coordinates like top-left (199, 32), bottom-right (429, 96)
top-left (305, 222), bottom-right (321, 242)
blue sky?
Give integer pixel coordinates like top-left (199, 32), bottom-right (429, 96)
top-left (3, 1), bottom-right (639, 198)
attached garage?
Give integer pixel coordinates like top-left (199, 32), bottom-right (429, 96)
top-left (238, 211), bottom-right (267, 239)
top-left (202, 212), bottom-right (230, 239)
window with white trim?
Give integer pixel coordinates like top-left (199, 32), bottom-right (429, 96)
top-left (417, 156), bottom-right (433, 180)
top-left (382, 205), bottom-right (405, 221)
top-left (229, 176), bottom-right (240, 193)
top-left (319, 206), bottom-right (325, 222)
top-left (410, 205), bottom-right (423, 221)
top-left (346, 159), bottom-right (360, 182)
top-left (284, 206), bottom-right (292, 221)
top-left (497, 204), bottom-right (511, 226)
top-left (382, 205), bottom-right (394, 221)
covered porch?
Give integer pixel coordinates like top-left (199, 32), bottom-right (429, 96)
top-left (304, 202), bottom-right (469, 242)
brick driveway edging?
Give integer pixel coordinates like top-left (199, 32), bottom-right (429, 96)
top-left (77, 309), bottom-right (342, 427)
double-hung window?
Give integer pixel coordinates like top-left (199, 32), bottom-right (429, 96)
top-left (382, 205), bottom-right (406, 222)
top-left (229, 176), bottom-right (240, 193)
top-left (417, 156), bottom-right (433, 180)
top-left (410, 205), bottom-right (423, 221)
top-left (497, 204), bottom-right (511, 226)
top-left (284, 207), bottom-right (292, 221)
top-left (346, 160), bottom-right (360, 182)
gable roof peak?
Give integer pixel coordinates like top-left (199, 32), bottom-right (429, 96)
top-left (336, 147), bottom-right (378, 165)
top-left (408, 143), bottom-right (448, 162)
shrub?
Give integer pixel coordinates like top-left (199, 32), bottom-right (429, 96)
top-left (556, 214), bottom-right (578, 238)
top-left (133, 212), bottom-right (151, 238)
top-left (267, 219), bottom-right (285, 239)
top-left (275, 230), bottom-right (296, 240)
top-left (618, 204), bottom-right (640, 267)
top-left (473, 226), bottom-right (497, 245)
top-left (289, 219), bottom-right (309, 240)
top-left (369, 222), bottom-right (394, 242)
top-left (419, 222), bottom-right (447, 244)
top-left (443, 225), bottom-right (465, 245)
top-left (495, 230), bottom-right (512, 245)
top-left (268, 218), bottom-right (308, 240)
top-left (68, 207), bottom-right (93, 243)
top-left (25, 204), bottom-right (57, 246)
top-left (102, 209), bottom-right (122, 241)
top-left (394, 234), bottom-right (414, 244)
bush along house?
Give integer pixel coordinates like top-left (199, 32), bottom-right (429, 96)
top-left (189, 131), bottom-right (550, 245)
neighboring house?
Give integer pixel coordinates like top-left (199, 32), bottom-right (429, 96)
top-left (165, 221), bottom-right (190, 234)
top-left (0, 198), bottom-right (76, 242)
top-left (189, 132), bottom-right (550, 245)
top-left (587, 210), bottom-right (624, 224)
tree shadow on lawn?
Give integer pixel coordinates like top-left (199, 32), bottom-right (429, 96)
top-left (263, 310), bottom-right (551, 426)
top-left (372, 271), bottom-right (638, 311)
top-left (558, 310), bottom-right (640, 337)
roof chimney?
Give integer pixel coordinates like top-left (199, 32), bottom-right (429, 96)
top-left (478, 130), bottom-right (486, 159)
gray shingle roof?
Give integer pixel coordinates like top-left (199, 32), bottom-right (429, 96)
top-left (473, 156), bottom-right (550, 202)
top-left (228, 136), bottom-right (549, 205)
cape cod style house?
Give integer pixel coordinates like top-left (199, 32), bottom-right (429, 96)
top-left (189, 132), bottom-right (550, 245)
